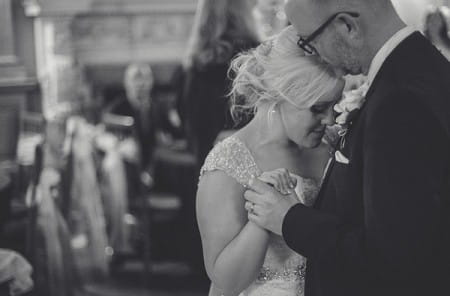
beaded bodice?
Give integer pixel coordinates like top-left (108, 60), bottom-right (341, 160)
top-left (201, 136), bottom-right (261, 186)
top-left (200, 136), bottom-right (321, 296)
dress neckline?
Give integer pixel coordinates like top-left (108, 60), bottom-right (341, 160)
top-left (228, 135), bottom-right (323, 184)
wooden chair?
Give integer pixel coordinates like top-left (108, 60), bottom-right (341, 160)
top-left (0, 111), bottom-right (44, 255)
top-left (0, 102), bottom-right (20, 162)
top-left (25, 141), bottom-right (43, 262)
top-left (101, 113), bottom-right (182, 279)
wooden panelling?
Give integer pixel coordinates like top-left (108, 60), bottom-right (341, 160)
top-left (0, 0), bottom-right (16, 64)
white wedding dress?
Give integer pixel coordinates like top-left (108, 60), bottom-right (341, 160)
top-left (200, 136), bottom-right (321, 296)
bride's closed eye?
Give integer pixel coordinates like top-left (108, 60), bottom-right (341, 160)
top-left (310, 102), bottom-right (334, 115)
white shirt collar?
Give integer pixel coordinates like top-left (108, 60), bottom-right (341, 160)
top-left (367, 26), bottom-right (416, 86)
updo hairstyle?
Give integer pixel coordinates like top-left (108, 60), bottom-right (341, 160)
top-left (229, 25), bottom-right (342, 124)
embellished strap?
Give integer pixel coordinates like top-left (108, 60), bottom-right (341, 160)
top-left (200, 136), bottom-right (261, 187)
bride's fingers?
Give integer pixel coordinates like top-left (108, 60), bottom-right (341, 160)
top-left (273, 169), bottom-right (294, 193)
top-left (244, 201), bottom-right (254, 212)
top-left (275, 168), bottom-right (297, 191)
top-left (261, 171), bottom-right (291, 194)
top-left (257, 173), bottom-right (272, 184)
top-left (288, 174), bottom-right (297, 190)
top-left (248, 211), bottom-right (259, 224)
top-left (275, 174), bottom-right (290, 195)
top-left (289, 176), bottom-right (297, 189)
top-left (259, 169), bottom-right (297, 194)
top-left (258, 175), bottom-right (279, 190)
top-left (280, 170), bottom-right (292, 193)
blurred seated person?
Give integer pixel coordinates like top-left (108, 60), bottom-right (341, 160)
top-left (103, 63), bottom-right (183, 172)
top-left (425, 6), bottom-right (450, 60)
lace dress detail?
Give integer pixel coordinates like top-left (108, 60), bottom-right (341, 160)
top-left (200, 136), bottom-right (261, 186)
top-left (200, 136), bottom-right (322, 296)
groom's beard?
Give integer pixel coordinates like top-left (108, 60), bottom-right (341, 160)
top-left (332, 35), bottom-right (362, 75)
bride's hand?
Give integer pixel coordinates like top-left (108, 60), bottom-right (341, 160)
top-left (258, 168), bottom-right (297, 195)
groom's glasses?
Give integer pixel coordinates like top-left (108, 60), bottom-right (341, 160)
top-left (297, 11), bottom-right (360, 55)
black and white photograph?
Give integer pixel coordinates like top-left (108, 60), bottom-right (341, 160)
top-left (0, 0), bottom-right (449, 296)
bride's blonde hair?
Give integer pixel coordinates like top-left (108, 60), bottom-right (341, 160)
top-left (229, 25), bottom-right (342, 124)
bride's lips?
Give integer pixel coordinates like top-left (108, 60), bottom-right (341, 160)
top-left (311, 127), bottom-right (326, 137)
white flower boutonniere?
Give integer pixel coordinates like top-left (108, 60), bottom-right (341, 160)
top-left (332, 80), bottom-right (370, 164)
top-left (334, 82), bottom-right (370, 126)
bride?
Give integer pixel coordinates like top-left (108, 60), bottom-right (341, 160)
top-left (196, 26), bottom-right (344, 296)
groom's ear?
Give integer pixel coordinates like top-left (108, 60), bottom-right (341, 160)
top-left (335, 13), bottom-right (361, 40)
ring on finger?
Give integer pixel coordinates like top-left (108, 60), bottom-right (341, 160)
top-left (249, 202), bottom-right (255, 214)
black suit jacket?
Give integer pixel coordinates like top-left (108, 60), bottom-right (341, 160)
top-left (282, 32), bottom-right (450, 296)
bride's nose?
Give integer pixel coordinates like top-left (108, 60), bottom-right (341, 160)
top-left (320, 107), bottom-right (335, 126)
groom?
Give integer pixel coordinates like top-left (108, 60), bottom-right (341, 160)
top-left (244, 0), bottom-right (450, 295)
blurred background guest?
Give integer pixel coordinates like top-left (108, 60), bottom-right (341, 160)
top-left (104, 63), bottom-right (184, 171)
top-left (425, 6), bottom-right (450, 59)
top-left (103, 63), bottom-right (157, 171)
top-left (182, 0), bottom-right (260, 169)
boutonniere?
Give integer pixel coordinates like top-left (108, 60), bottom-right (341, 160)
top-left (332, 80), bottom-right (370, 164)
top-left (334, 82), bottom-right (369, 127)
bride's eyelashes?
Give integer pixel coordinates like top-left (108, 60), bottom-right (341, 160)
top-left (310, 102), bottom-right (333, 114)
top-left (310, 105), bottom-right (326, 114)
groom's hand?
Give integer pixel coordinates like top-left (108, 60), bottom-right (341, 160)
top-left (244, 178), bottom-right (300, 235)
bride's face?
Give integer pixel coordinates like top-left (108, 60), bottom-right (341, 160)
top-left (279, 80), bottom-right (344, 148)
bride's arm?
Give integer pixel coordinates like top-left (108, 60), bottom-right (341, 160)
top-left (196, 170), bottom-right (270, 296)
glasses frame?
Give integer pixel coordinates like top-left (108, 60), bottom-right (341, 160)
top-left (297, 11), bottom-right (360, 54)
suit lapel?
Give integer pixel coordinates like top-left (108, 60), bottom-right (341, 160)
top-left (313, 157), bottom-right (335, 209)
top-left (312, 33), bottom-right (421, 209)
